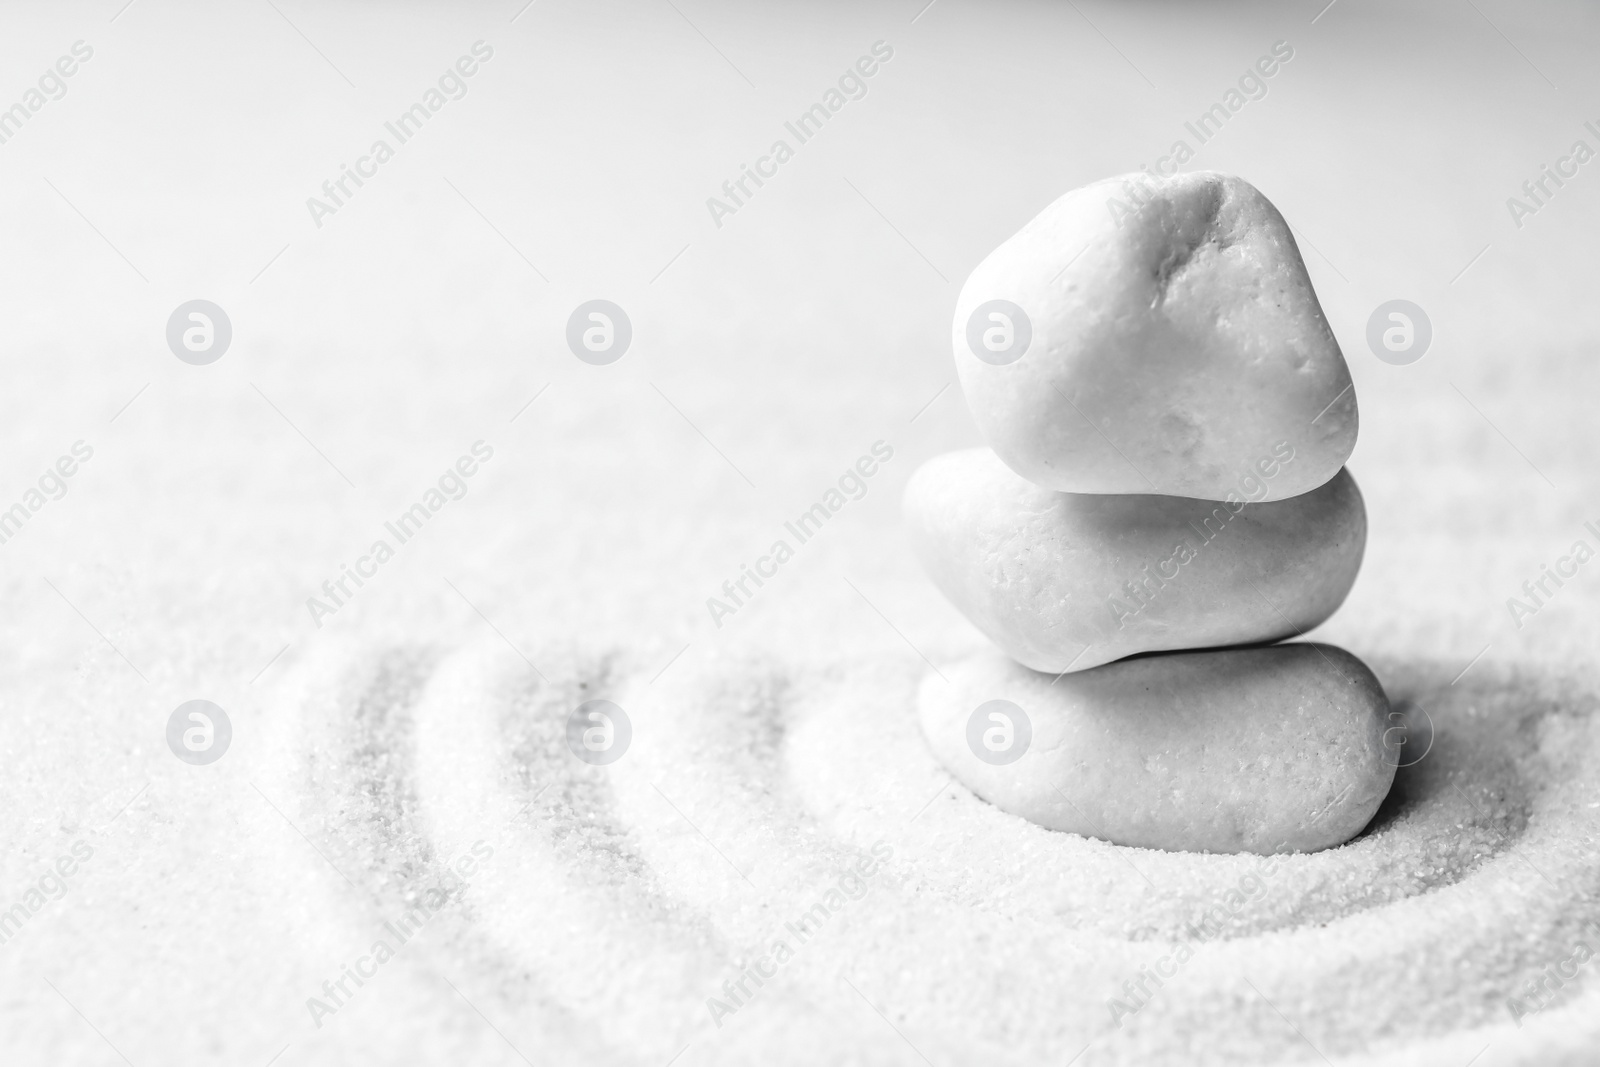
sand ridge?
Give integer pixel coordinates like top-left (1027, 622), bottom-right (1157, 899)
top-left (233, 634), bottom-right (1600, 1066)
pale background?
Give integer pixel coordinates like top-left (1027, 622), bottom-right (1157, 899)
top-left (2, 1), bottom-right (1598, 1065)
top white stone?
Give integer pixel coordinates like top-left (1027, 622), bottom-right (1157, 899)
top-left (952, 171), bottom-right (1357, 500)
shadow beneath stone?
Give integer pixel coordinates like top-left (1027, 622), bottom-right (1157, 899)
top-left (1343, 653), bottom-right (1557, 850)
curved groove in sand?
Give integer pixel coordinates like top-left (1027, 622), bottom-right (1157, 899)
top-left (270, 642), bottom-right (1600, 1066)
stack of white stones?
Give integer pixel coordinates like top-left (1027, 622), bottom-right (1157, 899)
top-left (908, 172), bottom-right (1397, 856)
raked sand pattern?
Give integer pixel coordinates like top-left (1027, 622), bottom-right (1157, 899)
top-left (5, 6), bottom-right (1600, 1063)
top-left (231, 635), bottom-right (1600, 1065)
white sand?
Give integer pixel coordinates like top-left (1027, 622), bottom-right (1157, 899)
top-left (3, 2), bottom-right (1599, 1064)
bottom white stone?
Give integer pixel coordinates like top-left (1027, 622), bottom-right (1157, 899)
top-left (919, 644), bottom-right (1398, 855)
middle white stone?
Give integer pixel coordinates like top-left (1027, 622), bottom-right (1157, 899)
top-left (903, 447), bottom-right (1366, 673)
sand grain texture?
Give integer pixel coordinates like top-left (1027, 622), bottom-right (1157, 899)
top-left (2, 2), bottom-right (1599, 1064)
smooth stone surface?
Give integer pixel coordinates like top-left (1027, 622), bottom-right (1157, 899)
top-left (904, 448), bottom-right (1366, 673)
top-left (919, 645), bottom-right (1397, 855)
top-left (952, 170), bottom-right (1357, 499)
